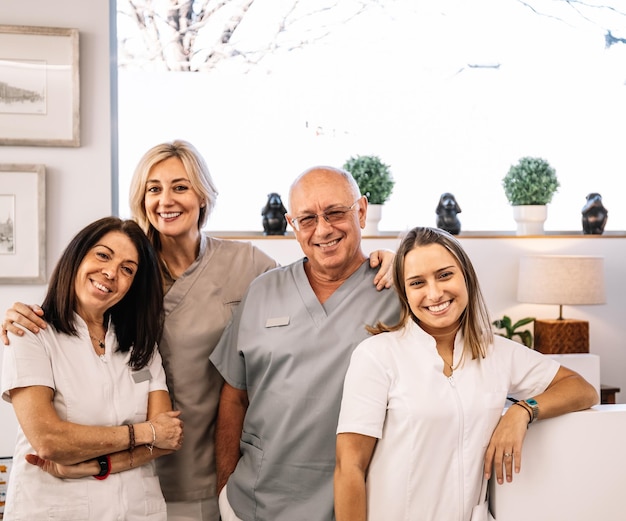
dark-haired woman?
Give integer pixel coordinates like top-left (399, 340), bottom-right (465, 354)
top-left (1, 217), bottom-right (183, 520)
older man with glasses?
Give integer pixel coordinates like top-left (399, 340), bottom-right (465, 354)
top-left (210, 166), bottom-right (401, 521)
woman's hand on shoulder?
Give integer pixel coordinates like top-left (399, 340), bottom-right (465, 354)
top-left (2, 302), bottom-right (47, 345)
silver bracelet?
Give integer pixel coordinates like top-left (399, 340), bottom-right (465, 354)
top-left (147, 420), bottom-right (156, 455)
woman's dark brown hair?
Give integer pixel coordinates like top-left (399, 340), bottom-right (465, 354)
top-left (41, 217), bottom-right (164, 370)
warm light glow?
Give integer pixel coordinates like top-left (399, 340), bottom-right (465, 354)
top-left (517, 255), bottom-right (605, 318)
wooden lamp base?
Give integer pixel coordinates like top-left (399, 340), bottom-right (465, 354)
top-left (533, 319), bottom-right (589, 354)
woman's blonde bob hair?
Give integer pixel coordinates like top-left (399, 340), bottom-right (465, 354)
top-left (129, 140), bottom-right (219, 248)
top-left (370, 226), bottom-right (493, 360)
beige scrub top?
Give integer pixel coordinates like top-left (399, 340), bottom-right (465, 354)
top-left (155, 235), bottom-right (277, 504)
top-left (210, 259), bottom-right (400, 521)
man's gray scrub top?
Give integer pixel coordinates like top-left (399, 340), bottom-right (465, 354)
top-left (210, 258), bottom-right (400, 521)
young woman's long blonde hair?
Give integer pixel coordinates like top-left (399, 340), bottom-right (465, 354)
top-left (370, 226), bottom-right (493, 360)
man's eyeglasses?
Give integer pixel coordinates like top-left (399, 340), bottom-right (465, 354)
top-left (290, 199), bottom-right (361, 231)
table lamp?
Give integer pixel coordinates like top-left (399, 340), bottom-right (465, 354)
top-left (517, 255), bottom-right (605, 353)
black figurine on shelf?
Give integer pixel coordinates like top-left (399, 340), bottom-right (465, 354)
top-left (435, 192), bottom-right (462, 235)
top-left (262, 192), bottom-right (288, 235)
top-left (581, 192), bottom-right (608, 235)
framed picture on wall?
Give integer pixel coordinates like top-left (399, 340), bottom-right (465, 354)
top-left (0, 25), bottom-right (80, 147)
top-left (0, 164), bottom-right (46, 284)
top-left (0, 456), bottom-right (11, 517)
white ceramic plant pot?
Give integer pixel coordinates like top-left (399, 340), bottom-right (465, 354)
top-left (513, 205), bottom-right (547, 235)
top-left (363, 203), bottom-right (383, 236)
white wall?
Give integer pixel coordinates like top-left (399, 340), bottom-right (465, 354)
top-left (0, 0), bottom-right (113, 456)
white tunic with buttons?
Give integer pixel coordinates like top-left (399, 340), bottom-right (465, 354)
top-left (337, 319), bottom-right (559, 521)
top-left (1, 315), bottom-right (169, 521)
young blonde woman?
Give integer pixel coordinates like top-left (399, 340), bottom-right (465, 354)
top-left (334, 226), bottom-right (598, 521)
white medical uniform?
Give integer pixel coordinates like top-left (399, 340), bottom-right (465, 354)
top-left (1, 314), bottom-right (169, 520)
top-left (337, 319), bottom-right (559, 521)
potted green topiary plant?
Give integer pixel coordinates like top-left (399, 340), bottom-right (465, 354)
top-left (502, 156), bottom-right (559, 235)
top-left (342, 155), bottom-right (395, 235)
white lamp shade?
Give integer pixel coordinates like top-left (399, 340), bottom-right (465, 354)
top-left (517, 255), bottom-right (606, 306)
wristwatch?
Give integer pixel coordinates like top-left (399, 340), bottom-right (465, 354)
top-left (94, 455), bottom-right (111, 480)
top-left (523, 398), bottom-right (539, 423)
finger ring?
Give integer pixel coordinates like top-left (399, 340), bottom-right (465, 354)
top-left (504, 453), bottom-right (512, 458)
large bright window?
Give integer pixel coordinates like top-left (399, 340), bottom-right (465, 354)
top-left (116, 0), bottom-right (626, 233)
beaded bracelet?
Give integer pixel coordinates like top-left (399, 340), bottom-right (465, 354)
top-left (127, 423), bottom-right (136, 451)
top-left (127, 423), bottom-right (136, 468)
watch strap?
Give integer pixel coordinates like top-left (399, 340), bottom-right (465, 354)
top-left (514, 401), bottom-right (533, 425)
top-left (524, 398), bottom-right (539, 423)
top-left (94, 454), bottom-right (111, 480)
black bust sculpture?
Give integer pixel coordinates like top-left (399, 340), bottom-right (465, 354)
top-left (581, 193), bottom-right (608, 235)
top-left (436, 192), bottom-right (462, 235)
top-left (262, 192), bottom-right (288, 235)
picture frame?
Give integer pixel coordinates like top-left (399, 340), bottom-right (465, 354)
top-left (0, 25), bottom-right (80, 147)
top-left (0, 164), bottom-right (46, 284)
top-left (0, 456), bottom-right (12, 517)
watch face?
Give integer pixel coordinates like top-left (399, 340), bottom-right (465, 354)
top-left (524, 398), bottom-right (539, 422)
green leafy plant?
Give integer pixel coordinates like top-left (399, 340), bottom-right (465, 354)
top-left (502, 156), bottom-right (559, 205)
top-left (492, 315), bottom-right (535, 348)
top-left (342, 155), bottom-right (395, 205)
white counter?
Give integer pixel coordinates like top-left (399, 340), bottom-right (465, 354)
top-left (490, 404), bottom-right (626, 521)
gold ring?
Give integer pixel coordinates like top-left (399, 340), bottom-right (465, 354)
top-left (504, 453), bottom-right (512, 458)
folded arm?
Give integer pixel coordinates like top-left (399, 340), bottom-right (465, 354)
top-left (11, 386), bottom-right (183, 468)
